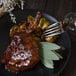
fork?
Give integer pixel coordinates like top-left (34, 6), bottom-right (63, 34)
top-left (43, 22), bottom-right (64, 37)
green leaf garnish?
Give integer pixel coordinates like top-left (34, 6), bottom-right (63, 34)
top-left (39, 42), bottom-right (63, 69)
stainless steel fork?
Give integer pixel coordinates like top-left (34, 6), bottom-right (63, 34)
top-left (43, 22), bottom-right (64, 37)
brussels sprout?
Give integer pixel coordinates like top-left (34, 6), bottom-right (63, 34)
top-left (20, 22), bottom-right (26, 32)
top-left (10, 25), bottom-right (20, 37)
top-left (42, 21), bottom-right (50, 30)
top-left (27, 16), bottom-right (34, 24)
top-left (45, 36), bottom-right (58, 42)
top-left (38, 18), bottom-right (50, 30)
top-left (38, 18), bottom-right (45, 27)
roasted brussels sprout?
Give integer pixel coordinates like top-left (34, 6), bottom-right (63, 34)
top-left (44, 36), bottom-right (58, 42)
top-left (20, 22), bottom-right (26, 32)
top-left (38, 18), bottom-right (50, 30)
top-left (10, 25), bottom-right (20, 37)
top-left (27, 16), bottom-right (34, 25)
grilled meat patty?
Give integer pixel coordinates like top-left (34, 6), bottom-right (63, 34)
top-left (2, 32), bottom-right (40, 72)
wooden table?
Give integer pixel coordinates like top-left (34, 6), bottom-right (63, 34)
top-left (60, 30), bottom-right (76, 76)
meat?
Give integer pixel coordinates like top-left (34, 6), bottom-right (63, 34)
top-left (2, 32), bottom-right (40, 72)
top-left (2, 12), bottom-right (42, 72)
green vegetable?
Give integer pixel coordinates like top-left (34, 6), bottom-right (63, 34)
top-left (38, 18), bottom-right (50, 29)
top-left (39, 42), bottom-right (63, 69)
top-left (27, 16), bottom-right (34, 23)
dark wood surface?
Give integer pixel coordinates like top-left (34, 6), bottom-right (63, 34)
top-left (25, 0), bottom-right (76, 20)
top-left (59, 31), bottom-right (76, 76)
top-left (24, 0), bottom-right (76, 76)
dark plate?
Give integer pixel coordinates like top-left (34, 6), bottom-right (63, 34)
top-left (0, 8), bottom-right (71, 76)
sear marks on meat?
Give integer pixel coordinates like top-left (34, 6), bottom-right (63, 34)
top-left (2, 32), bottom-right (40, 72)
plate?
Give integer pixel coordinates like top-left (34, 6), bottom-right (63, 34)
top-left (0, 8), bottom-right (71, 76)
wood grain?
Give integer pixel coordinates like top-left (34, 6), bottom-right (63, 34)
top-left (24, 0), bottom-right (76, 20)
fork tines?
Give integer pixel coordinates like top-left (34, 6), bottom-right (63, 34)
top-left (43, 22), bottom-right (64, 37)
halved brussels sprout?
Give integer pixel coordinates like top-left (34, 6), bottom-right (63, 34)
top-left (10, 25), bottom-right (20, 37)
top-left (38, 18), bottom-right (50, 30)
